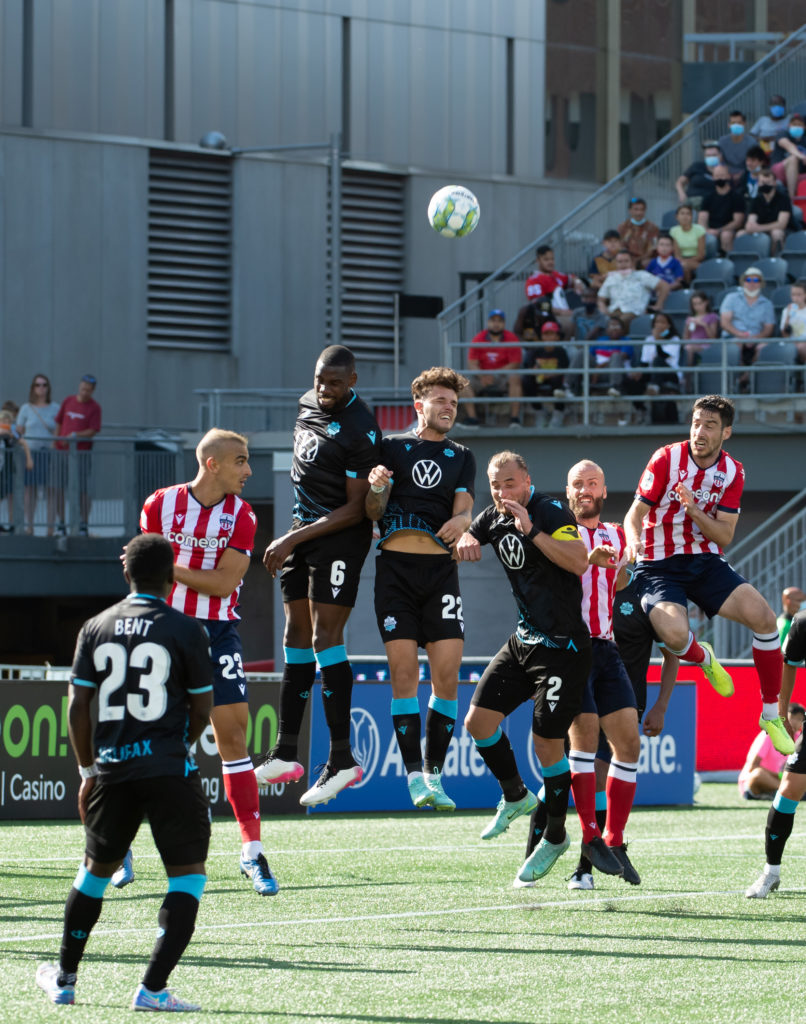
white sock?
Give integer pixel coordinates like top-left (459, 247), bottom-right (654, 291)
top-left (242, 840), bottom-right (263, 860)
top-left (764, 863), bottom-right (780, 876)
top-left (761, 703), bottom-right (779, 721)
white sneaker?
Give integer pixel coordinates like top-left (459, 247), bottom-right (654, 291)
top-left (299, 764), bottom-right (363, 806)
top-left (111, 848), bottom-right (134, 888)
top-left (36, 964), bottom-right (75, 1005)
top-left (745, 871), bottom-right (780, 899)
top-left (254, 751), bottom-right (304, 785)
top-left (132, 983), bottom-right (201, 1011)
top-left (568, 869), bottom-right (594, 891)
top-left (549, 410), bottom-right (564, 428)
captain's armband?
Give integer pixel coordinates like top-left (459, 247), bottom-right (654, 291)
top-left (551, 523), bottom-right (581, 542)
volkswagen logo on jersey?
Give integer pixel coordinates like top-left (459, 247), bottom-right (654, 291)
top-left (411, 460), bottom-right (442, 489)
top-left (499, 533), bottom-right (525, 570)
top-left (295, 429), bottom-right (319, 463)
top-left (349, 707), bottom-right (380, 787)
top-left (219, 514), bottom-right (234, 532)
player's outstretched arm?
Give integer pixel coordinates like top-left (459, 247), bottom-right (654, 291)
top-left (68, 683), bottom-right (97, 823)
top-left (643, 649), bottom-right (679, 737)
top-left (365, 465), bottom-right (393, 521)
top-left (436, 491), bottom-right (474, 557)
top-left (624, 498), bottom-right (646, 561)
top-left (174, 547), bottom-right (251, 598)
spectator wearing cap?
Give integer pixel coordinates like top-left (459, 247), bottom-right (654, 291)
top-left (736, 167), bottom-right (792, 254)
top-left (719, 267), bottom-right (775, 367)
top-left (617, 198), bottom-right (659, 268)
top-left (54, 373), bottom-right (102, 536)
top-left (718, 112), bottom-right (758, 180)
top-left (750, 95), bottom-right (791, 151)
top-left (522, 320), bottom-right (573, 429)
top-left (675, 141), bottom-right (723, 206)
top-left (770, 113), bottom-right (806, 199)
top-left (588, 229), bottom-right (623, 288)
top-left (523, 245), bottom-right (580, 338)
top-left (597, 250), bottom-right (670, 326)
top-left (461, 311), bottom-right (523, 428)
top-left (698, 165), bottom-right (746, 253)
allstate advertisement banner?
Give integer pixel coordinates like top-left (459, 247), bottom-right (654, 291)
top-left (0, 679), bottom-right (307, 820)
top-left (306, 678), bottom-right (697, 813)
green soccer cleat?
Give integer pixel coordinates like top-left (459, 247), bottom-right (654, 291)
top-left (407, 773), bottom-right (434, 809)
top-left (425, 770), bottom-right (456, 811)
top-left (699, 641), bottom-right (734, 697)
top-left (480, 789), bottom-right (537, 840)
top-left (515, 833), bottom-right (571, 884)
top-left (759, 714), bottom-right (795, 755)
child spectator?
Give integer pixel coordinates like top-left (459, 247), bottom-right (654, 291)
top-left (588, 230), bottom-right (623, 288)
top-left (617, 198), bottom-right (659, 267)
top-left (647, 234), bottom-right (685, 291)
top-left (780, 279), bottom-right (806, 363)
top-left (670, 204), bottom-right (706, 283)
top-left (683, 291), bottom-right (720, 369)
top-left (738, 145), bottom-right (769, 202)
top-left (523, 321), bottom-right (573, 428)
top-left (0, 406), bottom-right (33, 532)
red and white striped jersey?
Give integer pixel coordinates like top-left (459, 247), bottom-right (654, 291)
top-left (140, 484), bottom-right (256, 621)
top-left (579, 521), bottom-right (627, 640)
top-left (635, 441), bottom-right (744, 561)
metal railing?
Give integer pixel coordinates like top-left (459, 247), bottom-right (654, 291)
top-left (684, 32), bottom-right (785, 63)
top-left (436, 27), bottom-right (806, 364)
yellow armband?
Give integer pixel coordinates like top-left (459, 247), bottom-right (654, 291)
top-left (551, 524), bottom-right (581, 542)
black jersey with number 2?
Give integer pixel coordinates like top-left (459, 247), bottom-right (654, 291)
top-left (469, 489), bottom-right (587, 644)
top-left (70, 595), bottom-right (213, 783)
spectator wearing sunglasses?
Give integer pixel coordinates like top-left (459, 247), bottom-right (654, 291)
top-left (720, 268), bottom-right (775, 368)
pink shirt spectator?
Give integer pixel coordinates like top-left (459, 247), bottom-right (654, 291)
top-left (738, 731), bottom-right (793, 794)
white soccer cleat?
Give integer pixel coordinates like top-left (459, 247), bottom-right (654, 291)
top-left (111, 848), bottom-right (135, 888)
top-left (299, 764), bottom-right (363, 806)
top-left (35, 963), bottom-right (75, 1005)
top-left (745, 871), bottom-right (780, 899)
top-left (254, 751), bottom-right (304, 785)
top-left (131, 983), bottom-right (201, 1012)
top-left (568, 869), bottom-right (594, 891)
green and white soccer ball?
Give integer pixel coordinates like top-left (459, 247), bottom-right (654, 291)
top-left (427, 185), bottom-right (480, 238)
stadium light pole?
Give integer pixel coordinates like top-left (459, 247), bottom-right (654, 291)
top-left (200, 131), bottom-right (342, 345)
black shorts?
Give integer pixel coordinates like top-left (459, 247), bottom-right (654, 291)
top-left (634, 553), bottom-right (746, 620)
top-left (280, 522), bottom-right (372, 607)
top-left (84, 774), bottom-right (211, 865)
top-left (207, 620), bottom-right (248, 706)
top-left (580, 638), bottom-right (638, 718)
top-left (374, 549), bottom-right (464, 647)
top-left (784, 732), bottom-right (806, 776)
top-left (471, 632), bottom-right (591, 739)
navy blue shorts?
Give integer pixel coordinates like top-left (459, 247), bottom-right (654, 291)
top-left (206, 620), bottom-right (249, 706)
top-left (580, 638), bottom-right (638, 718)
top-left (633, 553), bottom-right (746, 619)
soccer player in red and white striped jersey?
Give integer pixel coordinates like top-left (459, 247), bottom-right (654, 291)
top-left (625, 395), bottom-right (792, 756)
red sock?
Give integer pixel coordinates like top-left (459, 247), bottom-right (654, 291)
top-left (569, 750), bottom-right (599, 843)
top-left (222, 759), bottom-right (261, 843)
top-left (753, 632), bottom-right (783, 704)
top-left (604, 761), bottom-right (638, 847)
top-left (673, 630), bottom-right (705, 665)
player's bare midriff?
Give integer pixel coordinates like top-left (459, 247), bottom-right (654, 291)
top-left (380, 530), bottom-right (446, 555)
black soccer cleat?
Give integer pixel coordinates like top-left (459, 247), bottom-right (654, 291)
top-left (581, 836), bottom-right (623, 876)
top-left (610, 843), bottom-right (641, 885)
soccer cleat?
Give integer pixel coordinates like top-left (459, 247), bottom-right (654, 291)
top-left (254, 750), bottom-right (305, 786)
top-left (568, 869), bottom-right (594, 891)
top-left (759, 715), bottom-right (795, 756)
top-left (698, 641), bottom-right (734, 697)
top-left (515, 833), bottom-right (571, 884)
top-left (745, 871), bottom-right (780, 899)
top-left (609, 843), bottom-right (641, 885)
top-left (35, 964), bottom-right (75, 1005)
top-left (581, 836), bottom-right (624, 876)
top-left (132, 984), bottom-right (201, 1012)
top-left (424, 770), bottom-right (456, 811)
top-left (239, 852), bottom-right (279, 895)
top-left (111, 848), bottom-right (135, 888)
top-left (480, 789), bottom-right (537, 840)
top-left (407, 773), bottom-right (434, 808)
top-left (299, 764), bottom-right (363, 806)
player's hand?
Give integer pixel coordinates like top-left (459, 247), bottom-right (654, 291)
top-left (263, 535), bottom-right (295, 578)
top-left (673, 482), bottom-right (695, 513)
top-left (77, 776), bottom-right (96, 824)
top-left (643, 705), bottom-right (665, 737)
top-left (501, 498), bottom-right (530, 535)
top-left (626, 538), bottom-right (644, 561)
top-left (368, 465), bottom-right (393, 491)
top-left (588, 544), bottom-right (618, 567)
top-left (455, 532), bottom-right (481, 562)
top-left (780, 713), bottom-right (796, 741)
top-left (436, 515), bottom-right (468, 552)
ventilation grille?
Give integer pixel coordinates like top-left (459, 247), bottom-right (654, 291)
top-left (336, 170), bottom-right (405, 361)
top-left (147, 150), bottom-right (232, 349)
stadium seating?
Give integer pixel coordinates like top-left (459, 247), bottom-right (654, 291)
top-left (782, 232), bottom-right (806, 280)
top-left (660, 208), bottom-right (678, 229)
top-left (749, 341), bottom-right (804, 422)
top-left (627, 314), bottom-right (653, 339)
top-left (692, 258), bottom-right (737, 302)
top-left (694, 341), bottom-right (741, 395)
top-left (728, 233), bottom-right (771, 278)
top-left (755, 256), bottom-right (790, 286)
top-left (770, 283), bottom-right (793, 318)
top-left (661, 289), bottom-right (693, 335)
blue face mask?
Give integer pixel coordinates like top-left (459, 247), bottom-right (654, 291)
top-left (630, 217), bottom-right (646, 226)
top-left (704, 155), bottom-right (719, 168)
top-left (729, 123), bottom-right (744, 136)
top-left (660, 329), bottom-right (670, 338)
top-left (771, 105), bottom-right (786, 118)
top-left (790, 126), bottom-right (805, 140)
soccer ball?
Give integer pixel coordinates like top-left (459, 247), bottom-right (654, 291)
top-left (427, 185), bottom-right (480, 238)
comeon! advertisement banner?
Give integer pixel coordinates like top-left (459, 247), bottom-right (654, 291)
top-left (0, 680), bottom-right (308, 820)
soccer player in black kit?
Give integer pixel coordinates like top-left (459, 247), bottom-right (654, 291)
top-left (35, 534), bottom-right (213, 1011)
top-left (257, 345), bottom-right (381, 806)
top-left (365, 367), bottom-right (476, 810)
top-left (457, 451), bottom-right (591, 886)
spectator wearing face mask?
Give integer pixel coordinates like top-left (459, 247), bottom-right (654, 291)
top-left (720, 267), bottom-right (776, 367)
top-left (698, 165), bottom-right (746, 253)
top-left (737, 168), bottom-right (792, 254)
top-left (675, 142), bottom-right (723, 206)
top-left (572, 287), bottom-right (608, 341)
top-left (770, 114), bottom-right (806, 199)
top-left (718, 111), bottom-right (758, 179)
top-left (738, 145), bottom-right (770, 202)
top-left (750, 95), bottom-right (791, 152)
top-left (617, 198), bottom-right (659, 268)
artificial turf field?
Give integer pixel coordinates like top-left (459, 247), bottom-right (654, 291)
top-left (2, 782), bottom-right (804, 1024)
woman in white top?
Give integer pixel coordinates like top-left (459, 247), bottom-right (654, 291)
top-left (780, 279), bottom-right (806, 364)
top-left (16, 373), bottom-right (60, 534)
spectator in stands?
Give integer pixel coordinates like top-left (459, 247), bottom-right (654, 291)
top-left (738, 702), bottom-right (805, 800)
top-left (634, 312), bottom-right (683, 424)
top-left (461, 310), bottom-right (523, 429)
top-left (778, 587), bottom-right (806, 644)
top-left (737, 167), bottom-right (792, 253)
top-left (597, 249), bottom-right (670, 326)
top-left (512, 299), bottom-right (548, 340)
top-left (674, 140), bottom-right (722, 206)
top-left (524, 245), bottom-right (581, 338)
top-left (647, 234), bottom-right (685, 291)
top-left (590, 316), bottom-right (634, 398)
top-left (718, 111), bottom-right (758, 180)
top-left (0, 406), bottom-right (32, 533)
top-left (16, 373), bottom-right (59, 536)
top-left (573, 287), bottom-right (608, 340)
top-left (750, 95), bottom-right (791, 152)
top-left (670, 204), bottom-right (706, 283)
top-left (770, 113), bottom-right (806, 199)
top-left (617, 198), bottom-right (659, 267)
top-left (720, 266), bottom-right (776, 367)
top-left (698, 165), bottom-right (746, 253)
top-left (738, 145), bottom-right (769, 203)
top-left (683, 291), bottom-right (720, 369)
top-left (523, 321), bottom-right (573, 429)
top-left (780, 279), bottom-right (806, 362)
top-left (588, 229), bottom-right (623, 288)
top-left (54, 373), bottom-right (102, 537)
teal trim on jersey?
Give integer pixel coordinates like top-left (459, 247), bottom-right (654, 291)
top-left (74, 864), bottom-right (111, 900)
top-left (345, 469), bottom-right (357, 478)
top-left (537, 785), bottom-right (546, 803)
top-left (168, 873), bottom-right (207, 901)
top-left (528, 485), bottom-right (535, 502)
top-left (187, 684), bottom-right (214, 694)
top-left (595, 791), bottom-right (608, 812)
top-left (284, 646), bottom-right (316, 665)
top-left (131, 592), bottom-right (164, 601)
top-left (315, 644), bottom-right (348, 668)
top-left (455, 487), bottom-right (468, 492)
top-left (786, 658), bottom-right (805, 666)
top-left (72, 678), bottom-right (97, 689)
top-left (542, 755), bottom-right (570, 777)
top-left (773, 793), bottom-right (799, 814)
top-left (428, 695), bottom-right (458, 719)
top-left (346, 390), bottom-right (357, 407)
top-left (474, 727), bottom-right (502, 748)
top-left (391, 697), bottom-right (420, 715)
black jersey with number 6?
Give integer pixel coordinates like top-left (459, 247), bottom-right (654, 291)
top-left (70, 595), bottom-right (213, 783)
top-left (379, 431), bottom-right (476, 549)
top-left (469, 489), bottom-right (587, 644)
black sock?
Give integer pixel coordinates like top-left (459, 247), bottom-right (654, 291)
top-left (474, 733), bottom-right (526, 802)
top-left (391, 709), bottom-right (423, 773)
top-left (525, 798), bottom-right (548, 857)
top-left (423, 706), bottom-right (456, 774)
top-left (766, 806), bottom-right (796, 866)
top-left (276, 659), bottom-right (316, 759)
top-left (320, 659), bottom-right (355, 769)
top-left (59, 888), bottom-right (104, 977)
top-left (576, 851), bottom-right (593, 874)
top-left (543, 768), bottom-right (571, 844)
top-left (142, 892), bottom-right (200, 992)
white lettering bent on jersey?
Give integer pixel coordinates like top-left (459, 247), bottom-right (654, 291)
top-left (411, 460), bottom-right (443, 488)
top-left (167, 530), bottom-right (229, 549)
